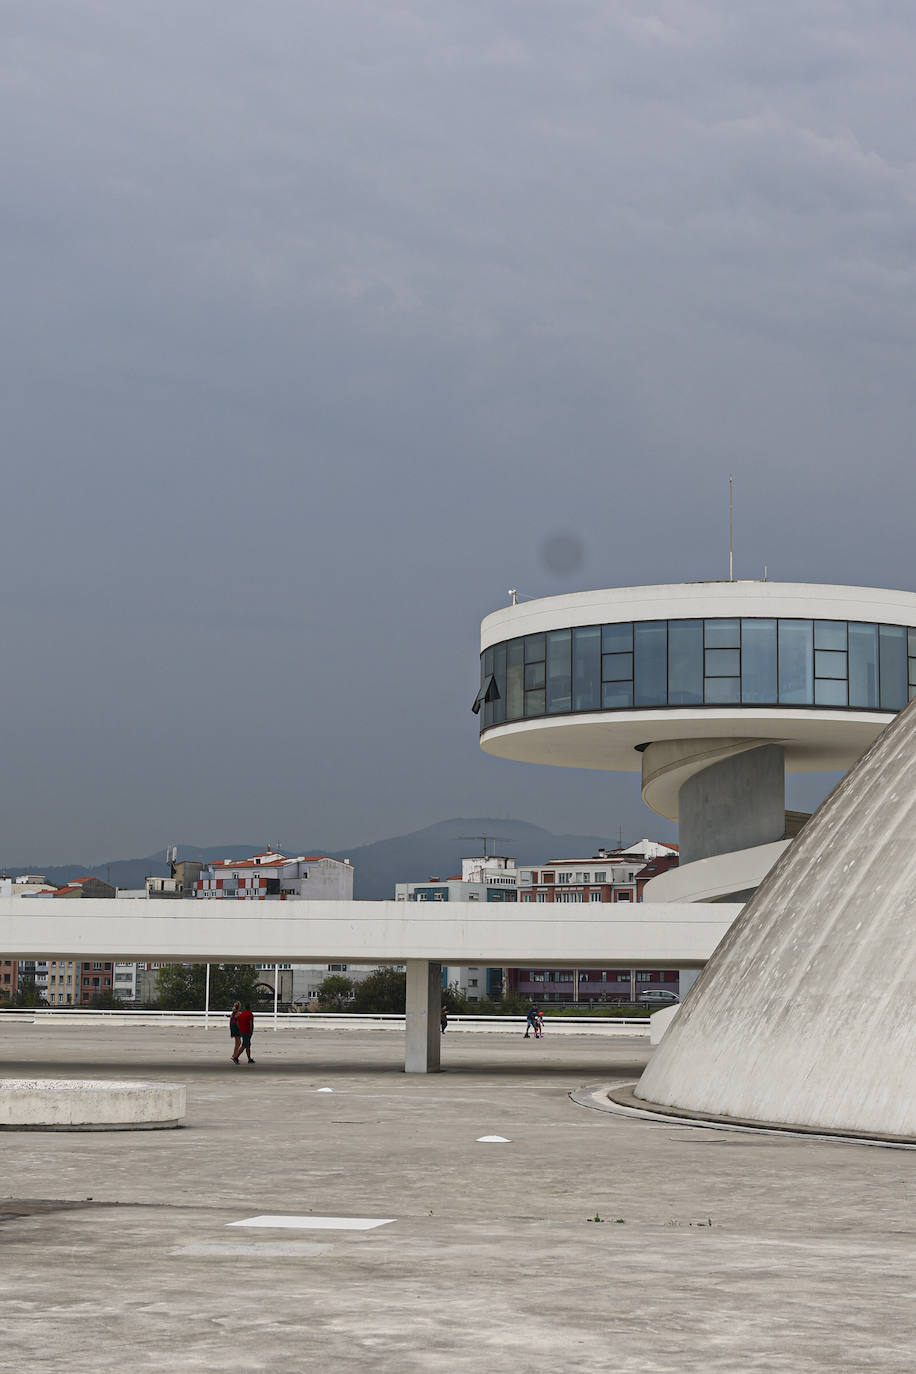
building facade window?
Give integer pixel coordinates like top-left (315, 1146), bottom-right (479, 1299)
top-left (479, 616), bottom-right (910, 729)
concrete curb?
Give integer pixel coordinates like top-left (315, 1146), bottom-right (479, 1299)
top-left (569, 1082), bottom-right (916, 1151)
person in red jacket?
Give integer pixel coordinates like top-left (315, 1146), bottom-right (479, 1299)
top-left (233, 1004), bottom-right (255, 1064)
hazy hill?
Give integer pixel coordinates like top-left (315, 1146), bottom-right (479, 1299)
top-left (5, 818), bottom-right (639, 901)
top-left (327, 817), bottom-right (612, 899)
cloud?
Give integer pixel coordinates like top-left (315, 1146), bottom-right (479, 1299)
top-left (2, 0), bottom-right (916, 856)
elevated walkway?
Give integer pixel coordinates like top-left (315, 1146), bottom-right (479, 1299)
top-left (0, 897), bottom-right (741, 1071)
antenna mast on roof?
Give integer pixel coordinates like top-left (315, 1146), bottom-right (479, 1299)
top-left (458, 832), bottom-right (512, 859)
top-left (729, 474), bottom-right (734, 581)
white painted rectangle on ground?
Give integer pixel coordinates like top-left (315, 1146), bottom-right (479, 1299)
top-left (171, 1242), bottom-right (331, 1257)
top-left (228, 1215), bottom-right (394, 1231)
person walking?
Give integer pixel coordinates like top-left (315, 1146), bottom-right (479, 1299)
top-left (440, 1005), bottom-right (449, 1035)
top-left (236, 1003), bottom-right (255, 1063)
top-left (525, 1005), bottom-right (539, 1039)
top-left (535, 1009), bottom-right (544, 1039)
top-left (229, 1001), bottom-right (242, 1064)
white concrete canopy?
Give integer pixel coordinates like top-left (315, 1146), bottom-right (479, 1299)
top-left (0, 896), bottom-right (740, 1072)
top-left (0, 897), bottom-right (739, 968)
top-left (479, 707), bottom-right (891, 776)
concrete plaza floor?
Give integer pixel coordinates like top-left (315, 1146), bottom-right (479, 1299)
top-left (1, 1020), bottom-right (914, 1374)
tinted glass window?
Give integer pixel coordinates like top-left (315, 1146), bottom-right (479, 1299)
top-left (525, 689), bottom-right (545, 716)
top-left (634, 622), bottom-right (667, 706)
top-left (815, 678), bottom-right (847, 707)
top-left (602, 652), bottom-right (633, 682)
top-left (506, 639), bottom-right (524, 720)
top-left (668, 620), bottom-right (702, 705)
top-left (848, 622), bottom-right (878, 708)
top-left (814, 621), bottom-right (846, 651)
top-left (705, 619), bottom-right (740, 648)
top-left (573, 626), bottom-right (601, 711)
top-left (705, 648), bottom-right (740, 677)
top-left (741, 619), bottom-right (777, 703)
top-left (602, 682), bottom-right (634, 709)
top-left (814, 650), bottom-right (846, 679)
top-left (481, 648), bottom-right (495, 728)
top-left (524, 662), bottom-right (545, 691)
top-left (879, 624), bottom-right (907, 711)
top-left (705, 677), bottom-right (740, 704)
top-left (602, 623), bottom-right (633, 653)
top-left (546, 630), bottom-right (572, 713)
top-left (480, 614), bottom-right (914, 729)
top-left (492, 642), bottom-right (507, 724)
top-left (778, 620), bottom-right (814, 704)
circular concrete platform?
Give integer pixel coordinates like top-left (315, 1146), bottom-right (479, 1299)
top-left (570, 1083), bottom-right (916, 1150)
top-left (0, 1079), bottom-right (186, 1131)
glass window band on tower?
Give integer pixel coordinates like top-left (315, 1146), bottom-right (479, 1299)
top-left (478, 617), bottom-right (910, 730)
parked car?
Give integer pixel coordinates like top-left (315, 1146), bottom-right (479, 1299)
top-left (637, 989), bottom-right (679, 1005)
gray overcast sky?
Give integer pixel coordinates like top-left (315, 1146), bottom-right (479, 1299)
top-left (3, 1), bottom-right (916, 863)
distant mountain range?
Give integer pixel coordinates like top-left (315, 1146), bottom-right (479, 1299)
top-left (3, 817), bottom-right (642, 901)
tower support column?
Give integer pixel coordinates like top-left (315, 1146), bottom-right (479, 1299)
top-left (677, 743), bottom-right (786, 865)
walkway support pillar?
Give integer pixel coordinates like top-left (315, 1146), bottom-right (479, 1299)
top-left (405, 959), bottom-right (441, 1073)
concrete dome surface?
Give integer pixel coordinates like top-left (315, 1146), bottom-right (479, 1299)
top-left (635, 697), bottom-right (916, 1140)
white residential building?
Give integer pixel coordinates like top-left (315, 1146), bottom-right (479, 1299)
top-left (195, 849), bottom-right (354, 901)
top-left (11, 875), bottom-right (57, 896)
top-left (113, 963), bottom-right (140, 1000)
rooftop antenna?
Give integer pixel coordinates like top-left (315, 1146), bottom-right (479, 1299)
top-left (508, 589), bottom-right (518, 605)
top-left (729, 474), bottom-right (734, 581)
top-left (458, 832), bottom-right (512, 859)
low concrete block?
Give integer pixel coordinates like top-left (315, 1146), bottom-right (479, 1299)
top-left (0, 1079), bottom-right (186, 1131)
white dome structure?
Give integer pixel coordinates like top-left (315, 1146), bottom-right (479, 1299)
top-left (635, 696), bottom-right (916, 1140)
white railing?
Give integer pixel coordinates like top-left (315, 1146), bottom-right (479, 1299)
top-left (4, 1008), bottom-right (650, 1031)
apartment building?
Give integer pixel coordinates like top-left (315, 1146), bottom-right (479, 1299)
top-left (195, 849), bottom-right (354, 900)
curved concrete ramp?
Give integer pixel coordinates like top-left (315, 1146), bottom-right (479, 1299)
top-left (0, 1079), bottom-right (186, 1130)
top-left (636, 697), bottom-right (916, 1140)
